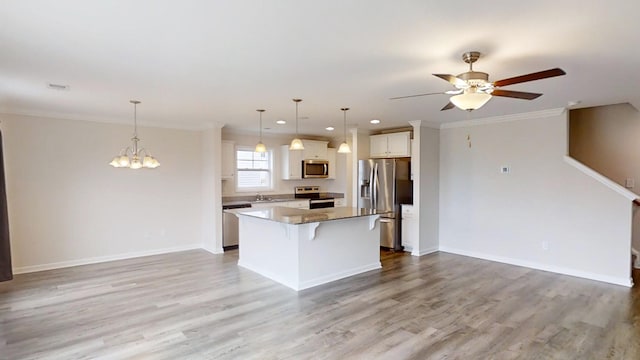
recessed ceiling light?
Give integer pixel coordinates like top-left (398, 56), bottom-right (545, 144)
top-left (370, 119), bottom-right (381, 124)
top-left (47, 83), bottom-right (70, 91)
top-left (276, 120), bottom-right (286, 125)
top-left (325, 126), bottom-right (335, 131)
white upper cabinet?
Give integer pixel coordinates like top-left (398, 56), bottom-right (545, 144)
top-left (370, 131), bottom-right (411, 158)
top-left (221, 140), bottom-right (235, 179)
top-left (302, 140), bottom-right (328, 160)
top-left (327, 148), bottom-right (336, 180)
top-left (281, 145), bottom-right (303, 180)
top-left (369, 135), bottom-right (389, 158)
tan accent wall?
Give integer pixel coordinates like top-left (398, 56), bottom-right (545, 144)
top-left (569, 103), bottom-right (640, 250)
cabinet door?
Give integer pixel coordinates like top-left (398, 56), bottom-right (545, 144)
top-left (221, 141), bottom-right (235, 179)
top-left (401, 205), bottom-right (416, 252)
top-left (281, 145), bottom-right (303, 180)
top-left (250, 202), bottom-right (275, 209)
top-left (302, 140), bottom-right (328, 160)
top-left (386, 132), bottom-right (411, 157)
top-left (334, 198), bottom-right (346, 207)
top-left (369, 134), bottom-right (388, 158)
top-left (327, 148), bottom-right (336, 179)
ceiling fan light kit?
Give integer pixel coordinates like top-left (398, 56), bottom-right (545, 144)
top-left (391, 51), bottom-right (566, 111)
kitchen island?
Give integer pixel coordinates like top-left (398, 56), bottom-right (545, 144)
top-left (233, 206), bottom-right (386, 291)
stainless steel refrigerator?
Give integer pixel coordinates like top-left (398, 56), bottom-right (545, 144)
top-left (358, 158), bottom-right (413, 250)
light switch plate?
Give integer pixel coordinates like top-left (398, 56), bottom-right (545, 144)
top-left (500, 166), bottom-right (510, 174)
top-left (626, 178), bottom-right (634, 188)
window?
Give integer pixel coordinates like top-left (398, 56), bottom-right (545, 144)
top-left (236, 147), bottom-right (273, 191)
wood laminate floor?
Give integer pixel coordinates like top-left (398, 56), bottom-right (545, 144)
top-left (1, 250), bottom-right (639, 360)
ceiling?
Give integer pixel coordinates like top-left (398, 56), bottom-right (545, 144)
top-left (2, 1), bottom-right (639, 137)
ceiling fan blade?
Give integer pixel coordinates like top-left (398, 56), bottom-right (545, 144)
top-left (433, 74), bottom-right (467, 87)
top-left (493, 68), bottom-right (566, 87)
top-left (491, 89), bottom-right (542, 100)
top-left (441, 102), bottom-right (455, 111)
top-left (389, 92), bottom-right (445, 100)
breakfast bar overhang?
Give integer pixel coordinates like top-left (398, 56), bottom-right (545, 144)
top-left (232, 206), bottom-right (385, 291)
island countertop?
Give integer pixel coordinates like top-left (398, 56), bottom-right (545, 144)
top-left (231, 206), bottom-right (389, 225)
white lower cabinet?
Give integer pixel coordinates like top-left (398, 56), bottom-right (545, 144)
top-left (250, 200), bottom-right (309, 210)
top-left (401, 204), bottom-right (417, 253)
top-left (334, 198), bottom-right (346, 207)
top-left (286, 200), bottom-right (310, 209)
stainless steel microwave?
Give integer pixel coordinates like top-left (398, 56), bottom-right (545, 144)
top-left (302, 159), bottom-right (329, 178)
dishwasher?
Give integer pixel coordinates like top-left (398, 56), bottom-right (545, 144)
top-left (222, 203), bottom-right (252, 250)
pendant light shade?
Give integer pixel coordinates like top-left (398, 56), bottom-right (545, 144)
top-left (255, 109), bottom-right (267, 153)
top-left (109, 100), bottom-right (160, 169)
top-left (289, 98), bottom-right (304, 150)
top-left (337, 107), bottom-right (351, 154)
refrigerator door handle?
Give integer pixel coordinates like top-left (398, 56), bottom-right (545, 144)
top-left (369, 163), bottom-right (375, 207)
top-left (372, 162), bottom-right (378, 209)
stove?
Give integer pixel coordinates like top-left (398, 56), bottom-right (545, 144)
top-left (294, 186), bottom-right (335, 209)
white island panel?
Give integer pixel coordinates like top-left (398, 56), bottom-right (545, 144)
top-left (236, 207), bottom-right (382, 291)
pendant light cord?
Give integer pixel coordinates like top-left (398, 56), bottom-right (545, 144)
top-left (341, 107), bottom-right (349, 142)
top-left (293, 99), bottom-right (302, 137)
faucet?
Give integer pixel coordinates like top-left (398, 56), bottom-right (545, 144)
top-left (256, 193), bottom-right (264, 201)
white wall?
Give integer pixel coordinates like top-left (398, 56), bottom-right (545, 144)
top-left (409, 121), bottom-right (439, 256)
top-left (220, 131), bottom-right (346, 196)
top-left (201, 126), bottom-right (224, 253)
top-left (439, 109), bottom-right (633, 286)
top-left (1, 114), bottom-right (203, 272)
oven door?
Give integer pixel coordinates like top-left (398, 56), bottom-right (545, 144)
top-left (309, 199), bottom-right (335, 209)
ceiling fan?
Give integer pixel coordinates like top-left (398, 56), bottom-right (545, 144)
top-left (390, 51), bottom-right (566, 111)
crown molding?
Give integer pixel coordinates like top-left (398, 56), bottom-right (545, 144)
top-left (440, 108), bottom-right (567, 129)
top-left (409, 120), bottom-right (440, 129)
top-left (0, 109), bottom-right (214, 131)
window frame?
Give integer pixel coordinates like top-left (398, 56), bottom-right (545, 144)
top-left (234, 146), bottom-right (274, 193)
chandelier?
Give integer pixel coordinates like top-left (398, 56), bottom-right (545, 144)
top-left (109, 100), bottom-right (160, 169)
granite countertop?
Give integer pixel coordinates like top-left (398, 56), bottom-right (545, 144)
top-left (230, 206), bottom-right (389, 225)
top-left (222, 192), bottom-right (344, 207)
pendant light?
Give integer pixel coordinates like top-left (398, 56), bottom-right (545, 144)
top-left (337, 107), bottom-right (351, 154)
top-left (255, 109), bottom-right (267, 153)
top-left (109, 100), bottom-right (160, 169)
top-left (289, 98), bottom-right (304, 150)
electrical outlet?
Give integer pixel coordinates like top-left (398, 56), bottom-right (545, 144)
top-left (500, 166), bottom-right (510, 174)
top-left (542, 241), bottom-right (550, 251)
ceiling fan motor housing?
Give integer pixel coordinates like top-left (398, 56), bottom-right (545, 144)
top-left (456, 71), bottom-right (490, 88)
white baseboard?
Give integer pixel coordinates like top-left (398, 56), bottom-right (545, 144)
top-left (13, 243), bottom-right (204, 274)
top-left (201, 246), bottom-right (224, 255)
top-left (238, 260), bottom-right (382, 291)
top-left (439, 246), bottom-right (633, 288)
top-left (412, 247), bottom-right (439, 257)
